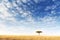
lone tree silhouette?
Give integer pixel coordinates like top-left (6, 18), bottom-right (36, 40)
top-left (36, 30), bottom-right (42, 35)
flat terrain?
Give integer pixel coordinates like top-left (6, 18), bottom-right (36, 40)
top-left (0, 35), bottom-right (60, 40)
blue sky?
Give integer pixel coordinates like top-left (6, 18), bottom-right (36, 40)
top-left (0, 0), bottom-right (60, 36)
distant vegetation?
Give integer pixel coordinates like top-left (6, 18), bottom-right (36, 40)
top-left (36, 30), bottom-right (42, 35)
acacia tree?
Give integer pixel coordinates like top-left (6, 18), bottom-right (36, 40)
top-left (36, 30), bottom-right (42, 35)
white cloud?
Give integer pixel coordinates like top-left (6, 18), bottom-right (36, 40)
top-left (0, 2), bottom-right (13, 19)
top-left (51, 10), bottom-right (56, 14)
top-left (45, 4), bottom-right (57, 11)
top-left (0, 1), bottom-right (16, 24)
top-left (51, 5), bottom-right (57, 9)
top-left (21, 0), bottom-right (27, 3)
top-left (44, 6), bottom-right (51, 11)
top-left (42, 16), bottom-right (57, 25)
top-left (52, 0), bottom-right (56, 2)
top-left (34, 0), bottom-right (45, 3)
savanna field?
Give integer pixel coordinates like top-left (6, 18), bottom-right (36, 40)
top-left (0, 35), bottom-right (60, 40)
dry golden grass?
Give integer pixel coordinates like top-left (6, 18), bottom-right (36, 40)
top-left (0, 35), bottom-right (60, 40)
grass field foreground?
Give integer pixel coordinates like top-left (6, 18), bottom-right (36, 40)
top-left (0, 35), bottom-right (60, 40)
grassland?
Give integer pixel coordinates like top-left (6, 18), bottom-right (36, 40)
top-left (0, 35), bottom-right (60, 40)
